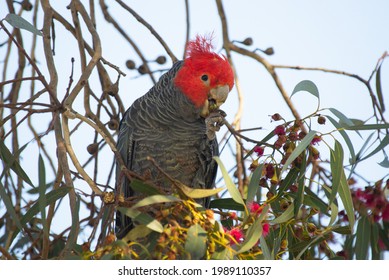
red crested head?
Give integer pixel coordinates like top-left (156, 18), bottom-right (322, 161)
top-left (174, 35), bottom-right (234, 113)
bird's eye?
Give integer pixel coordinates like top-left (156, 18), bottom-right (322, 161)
top-left (201, 74), bottom-right (209, 82)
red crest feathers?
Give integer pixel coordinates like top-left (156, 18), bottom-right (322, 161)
top-left (185, 34), bottom-right (215, 59)
top-left (175, 34), bottom-right (234, 107)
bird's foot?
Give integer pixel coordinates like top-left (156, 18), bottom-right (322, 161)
top-left (205, 109), bottom-right (226, 140)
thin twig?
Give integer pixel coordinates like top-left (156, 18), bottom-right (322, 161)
top-left (115, 0), bottom-right (178, 63)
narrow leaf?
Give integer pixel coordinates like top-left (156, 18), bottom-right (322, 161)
top-left (376, 65), bottom-right (385, 112)
top-left (0, 139), bottom-right (34, 187)
top-left (247, 164), bottom-right (263, 204)
top-left (130, 179), bottom-right (162, 195)
top-left (355, 216), bottom-right (371, 260)
top-left (345, 123), bottom-right (389, 130)
top-left (328, 202), bottom-right (338, 227)
top-left (210, 198), bottom-right (245, 211)
top-left (5, 13), bottom-right (42, 36)
top-left (329, 140), bottom-right (343, 207)
top-left (260, 235), bottom-right (272, 260)
top-left (360, 134), bottom-right (389, 161)
top-left (338, 170), bottom-right (355, 231)
top-left (38, 154), bottom-right (49, 239)
top-left (214, 157), bottom-right (246, 208)
top-left (328, 108), bottom-right (354, 127)
top-left (0, 181), bottom-right (23, 231)
top-left (185, 224), bottom-right (207, 260)
top-left (281, 131), bottom-right (316, 174)
top-left (177, 183), bottom-right (225, 199)
top-left (131, 195), bottom-right (180, 210)
top-left (326, 115), bottom-right (356, 163)
top-left (294, 153), bottom-right (307, 217)
top-left (117, 207), bottom-right (163, 233)
top-left (378, 156), bottom-right (389, 168)
top-left (275, 167), bottom-right (299, 202)
top-left (236, 205), bottom-right (269, 254)
top-left (291, 80), bottom-right (320, 99)
top-left (11, 187), bottom-right (71, 241)
top-left (271, 203), bottom-right (294, 225)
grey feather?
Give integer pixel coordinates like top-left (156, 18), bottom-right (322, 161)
top-left (115, 61), bottom-right (218, 239)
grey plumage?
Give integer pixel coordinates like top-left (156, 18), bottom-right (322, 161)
top-left (115, 61), bottom-right (218, 239)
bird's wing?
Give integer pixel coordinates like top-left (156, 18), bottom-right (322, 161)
top-left (115, 108), bottom-right (135, 238)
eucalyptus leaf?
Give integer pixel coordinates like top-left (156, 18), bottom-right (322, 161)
top-left (214, 157), bottom-right (246, 210)
top-left (281, 130), bottom-right (316, 174)
top-left (5, 13), bottom-right (42, 36)
top-left (247, 164), bottom-right (263, 204)
top-left (355, 216), bottom-right (371, 260)
top-left (291, 80), bottom-right (320, 99)
top-left (185, 224), bottom-right (207, 259)
top-left (376, 64), bottom-right (385, 112)
top-left (271, 203), bottom-right (294, 225)
top-left (130, 195), bottom-right (180, 210)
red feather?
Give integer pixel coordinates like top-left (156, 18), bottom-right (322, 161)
top-left (174, 35), bottom-right (234, 107)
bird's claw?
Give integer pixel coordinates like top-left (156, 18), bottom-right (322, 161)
top-left (205, 109), bottom-right (226, 140)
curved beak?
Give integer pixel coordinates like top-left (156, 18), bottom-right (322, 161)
top-left (200, 85), bottom-right (230, 117)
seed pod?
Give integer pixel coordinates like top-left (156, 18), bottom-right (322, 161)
top-left (271, 113), bottom-right (282, 121)
top-left (137, 64), bottom-right (148, 75)
top-left (125, 59), bottom-right (136, 70)
top-left (242, 37), bottom-right (253, 46)
top-left (318, 115), bottom-right (326, 125)
top-left (156, 55), bottom-right (167, 64)
top-left (264, 47), bottom-right (274, 55)
top-left (87, 143), bottom-right (98, 155)
top-left (108, 118), bottom-right (119, 130)
top-left (22, 0), bottom-right (33, 11)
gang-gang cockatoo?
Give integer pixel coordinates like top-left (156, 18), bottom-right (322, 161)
top-left (115, 35), bottom-right (234, 239)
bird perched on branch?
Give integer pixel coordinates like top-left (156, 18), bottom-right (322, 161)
top-left (115, 35), bottom-right (234, 239)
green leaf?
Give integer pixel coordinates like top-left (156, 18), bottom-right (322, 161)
top-left (247, 164), bottom-right (263, 204)
top-left (281, 131), bottom-right (316, 174)
top-left (123, 225), bottom-right (152, 242)
top-left (0, 139), bottom-right (34, 187)
top-left (66, 194), bottom-right (81, 251)
top-left (5, 13), bottom-right (42, 36)
top-left (326, 115), bottom-right (356, 163)
top-left (332, 225), bottom-right (352, 235)
top-left (304, 188), bottom-right (329, 214)
top-left (271, 202), bottom-right (294, 225)
top-left (274, 167), bottom-right (299, 202)
top-left (355, 216), bottom-right (371, 260)
top-left (378, 156), bottom-right (389, 168)
top-left (291, 80), bottom-right (320, 99)
top-left (329, 140), bottom-right (343, 207)
top-left (338, 170), bottom-right (355, 231)
top-left (370, 222), bottom-right (380, 260)
top-left (185, 224), bottom-right (207, 260)
top-left (0, 181), bottom-right (23, 232)
top-left (294, 153), bottom-right (307, 217)
top-left (130, 179), bottom-right (162, 195)
top-left (376, 64), bottom-right (385, 112)
top-left (210, 198), bottom-right (245, 211)
top-left (360, 134), bottom-right (389, 162)
top-left (130, 195), bottom-right (180, 210)
top-left (236, 205), bottom-right (269, 254)
top-left (38, 154), bottom-right (49, 239)
top-left (117, 207), bottom-right (163, 233)
top-left (328, 202), bottom-right (338, 227)
top-left (11, 187), bottom-right (72, 241)
top-left (214, 157), bottom-right (246, 210)
top-left (345, 123), bottom-right (389, 130)
top-left (260, 235), bottom-right (272, 260)
top-left (328, 108), bottom-right (354, 128)
top-left (177, 183), bottom-right (225, 199)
